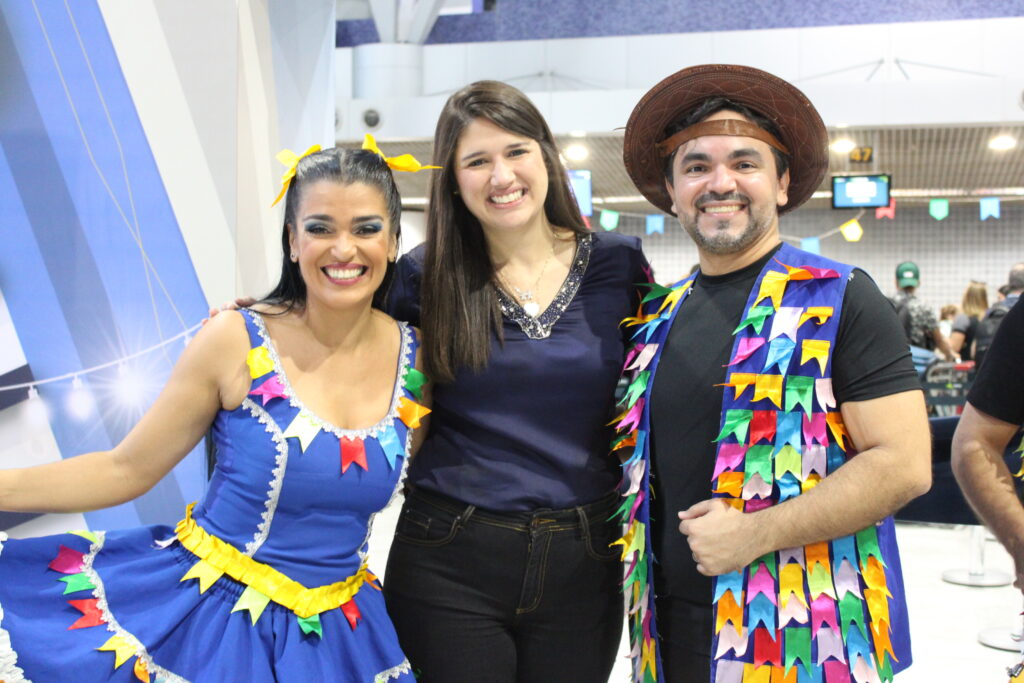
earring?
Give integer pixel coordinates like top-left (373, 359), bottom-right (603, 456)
top-left (453, 189), bottom-right (460, 196)
top-left (290, 252), bottom-right (297, 262)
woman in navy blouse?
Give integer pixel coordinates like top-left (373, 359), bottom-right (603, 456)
top-left (383, 80), bottom-right (649, 682)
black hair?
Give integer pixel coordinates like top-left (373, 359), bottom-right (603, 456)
top-left (661, 96), bottom-right (790, 183)
top-left (260, 147), bottom-right (402, 312)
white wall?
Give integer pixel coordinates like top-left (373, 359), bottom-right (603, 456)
top-left (99, 0), bottom-right (337, 306)
top-left (336, 17), bottom-right (1024, 141)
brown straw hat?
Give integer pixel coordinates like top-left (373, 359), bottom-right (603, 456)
top-left (623, 64), bottom-right (828, 216)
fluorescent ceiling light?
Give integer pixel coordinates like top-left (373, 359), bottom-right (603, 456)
top-left (564, 144), bottom-right (589, 162)
top-left (830, 138), bottom-right (856, 154)
top-left (989, 135), bottom-right (1017, 151)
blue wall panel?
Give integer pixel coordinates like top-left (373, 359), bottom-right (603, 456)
top-left (0, 2), bottom-right (209, 529)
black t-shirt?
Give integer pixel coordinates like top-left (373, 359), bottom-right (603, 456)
top-left (966, 299), bottom-right (1024, 425)
top-left (951, 313), bottom-right (979, 361)
top-left (648, 245), bottom-right (920, 604)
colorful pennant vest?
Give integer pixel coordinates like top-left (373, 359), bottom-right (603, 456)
top-left (613, 243), bottom-right (910, 683)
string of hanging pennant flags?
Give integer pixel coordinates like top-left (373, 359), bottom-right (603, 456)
top-left (587, 195), bottom-right (1009, 247)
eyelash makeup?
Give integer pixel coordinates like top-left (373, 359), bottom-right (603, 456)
top-left (355, 222), bottom-right (384, 236)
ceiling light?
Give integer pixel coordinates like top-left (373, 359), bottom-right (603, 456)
top-left (989, 135), bottom-right (1017, 151)
top-left (568, 130), bottom-right (587, 138)
top-left (564, 144), bottom-right (589, 162)
top-left (830, 138), bottom-right (856, 154)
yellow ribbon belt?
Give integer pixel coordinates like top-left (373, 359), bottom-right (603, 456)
top-left (175, 503), bottom-right (374, 619)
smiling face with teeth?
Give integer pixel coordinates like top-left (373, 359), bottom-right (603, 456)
top-left (453, 118), bottom-right (551, 235)
top-left (287, 180), bottom-right (397, 311)
top-left (664, 110), bottom-right (790, 267)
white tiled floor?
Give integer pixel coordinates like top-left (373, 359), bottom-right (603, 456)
top-left (368, 499), bottom-right (1024, 681)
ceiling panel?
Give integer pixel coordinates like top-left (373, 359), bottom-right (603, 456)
top-left (350, 123), bottom-right (1024, 216)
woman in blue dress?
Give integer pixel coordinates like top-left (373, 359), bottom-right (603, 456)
top-left (0, 146), bottom-right (431, 682)
top-left (382, 81), bottom-right (648, 682)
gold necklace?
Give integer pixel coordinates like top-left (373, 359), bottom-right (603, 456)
top-left (498, 241), bottom-right (556, 318)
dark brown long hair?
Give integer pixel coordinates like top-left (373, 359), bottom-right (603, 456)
top-left (422, 80), bottom-right (587, 383)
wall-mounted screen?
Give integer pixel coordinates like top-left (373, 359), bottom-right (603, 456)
top-left (568, 169), bottom-right (592, 216)
top-left (831, 174), bottom-right (891, 209)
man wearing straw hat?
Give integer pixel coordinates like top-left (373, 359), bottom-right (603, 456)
top-left (611, 64), bottom-right (931, 682)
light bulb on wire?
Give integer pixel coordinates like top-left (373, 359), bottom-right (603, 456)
top-left (66, 375), bottom-right (94, 422)
top-left (24, 385), bottom-right (51, 428)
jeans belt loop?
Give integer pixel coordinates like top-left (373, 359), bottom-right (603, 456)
top-left (575, 504), bottom-right (591, 544)
top-left (457, 504), bottom-right (476, 529)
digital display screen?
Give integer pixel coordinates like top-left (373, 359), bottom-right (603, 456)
top-left (831, 174), bottom-right (891, 209)
top-left (568, 169), bottom-right (592, 217)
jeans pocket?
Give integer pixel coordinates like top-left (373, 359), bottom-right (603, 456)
top-left (394, 499), bottom-right (462, 547)
top-left (584, 515), bottom-right (625, 562)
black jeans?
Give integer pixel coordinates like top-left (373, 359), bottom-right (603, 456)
top-left (655, 594), bottom-right (713, 683)
top-left (382, 487), bottom-right (625, 683)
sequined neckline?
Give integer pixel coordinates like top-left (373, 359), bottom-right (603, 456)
top-left (494, 232), bottom-right (593, 340)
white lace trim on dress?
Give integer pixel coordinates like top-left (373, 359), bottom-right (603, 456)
top-left (249, 312), bottom-right (414, 441)
top-left (375, 657), bottom-right (412, 682)
top-left (82, 532), bottom-right (191, 683)
top-left (0, 532), bottom-right (30, 682)
top-left (243, 398), bottom-right (292, 556)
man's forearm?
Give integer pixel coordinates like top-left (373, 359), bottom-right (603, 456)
top-left (952, 410), bottom-right (1024, 559)
top-left (750, 443), bottom-right (929, 557)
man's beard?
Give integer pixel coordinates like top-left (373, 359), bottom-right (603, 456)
top-left (679, 192), bottom-right (776, 255)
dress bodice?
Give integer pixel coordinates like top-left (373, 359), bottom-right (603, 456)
top-left (193, 309), bottom-right (424, 586)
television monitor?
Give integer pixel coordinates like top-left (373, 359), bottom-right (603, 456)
top-left (568, 169), bottom-right (592, 216)
top-left (831, 174), bottom-right (891, 209)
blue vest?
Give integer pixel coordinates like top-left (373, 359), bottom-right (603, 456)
top-left (614, 243), bottom-right (910, 683)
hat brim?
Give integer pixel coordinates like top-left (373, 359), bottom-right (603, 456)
top-left (623, 64), bottom-right (828, 216)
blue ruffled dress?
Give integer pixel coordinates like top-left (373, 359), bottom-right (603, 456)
top-left (0, 310), bottom-right (426, 682)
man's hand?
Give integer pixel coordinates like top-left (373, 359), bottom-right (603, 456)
top-left (678, 499), bottom-right (767, 576)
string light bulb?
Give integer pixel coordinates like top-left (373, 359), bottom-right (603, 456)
top-left (24, 385), bottom-right (50, 427)
top-left (66, 375), bottom-right (94, 421)
top-left (115, 364), bottom-right (146, 407)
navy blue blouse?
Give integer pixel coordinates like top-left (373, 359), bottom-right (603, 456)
top-left (386, 231), bottom-right (648, 511)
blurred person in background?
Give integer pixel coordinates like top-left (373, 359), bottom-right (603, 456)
top-left (973, 263), bottom-right (1023, 367)
top-left (949, 281), bottom-right (987, 362)
top-left (891, 260), bottom-right (957, 364)
top-left (938, 303), bottom-right (958, 338)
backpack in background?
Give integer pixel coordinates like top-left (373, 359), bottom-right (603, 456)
top-left (891, 294), bottom-right (935, 350)
top-left (974, 296), bottom-right (1018, 368)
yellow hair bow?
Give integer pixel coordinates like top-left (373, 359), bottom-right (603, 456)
top-left (362, 134), bottom-right (440, 173)
top-left (271, 144), bottom-right (321, 207)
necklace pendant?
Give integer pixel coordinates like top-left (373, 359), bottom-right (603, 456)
top-left (522, 301), bottom-right (541, 317)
